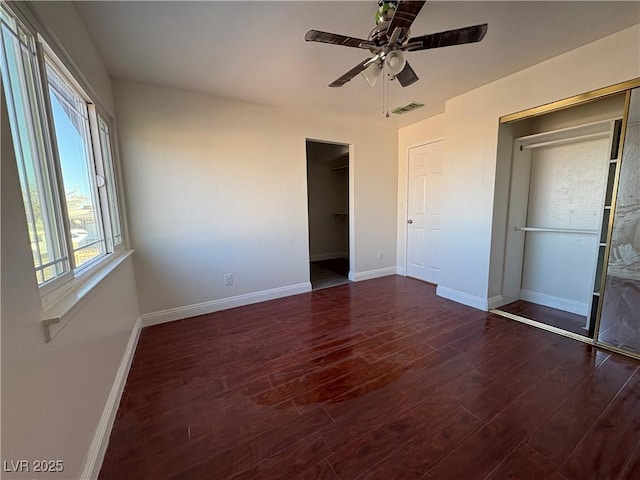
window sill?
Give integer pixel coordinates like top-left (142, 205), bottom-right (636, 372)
top-left (41, 249), bottom-right (134, 343)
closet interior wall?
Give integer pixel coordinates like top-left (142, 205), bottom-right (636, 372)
top-left (497, 94), bottom-right (626, 334)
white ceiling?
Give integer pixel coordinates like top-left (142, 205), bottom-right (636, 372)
top-left (73, 1), bottom-right (640, 128)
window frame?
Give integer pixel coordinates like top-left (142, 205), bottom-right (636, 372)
top-left (1, 2), bottom-right (127, 298)
top-left (95, 111), bottom-right (125, 250)
top-left (1, 6), bottom-right (73, 294)
top-left (43, 51), bottom-right (110, 273)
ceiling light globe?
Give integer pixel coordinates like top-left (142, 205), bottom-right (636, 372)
top-left (385, 51), bottom-right (406, 76)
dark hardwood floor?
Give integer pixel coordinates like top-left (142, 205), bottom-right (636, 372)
top-left (497, 299), bottom-right (589, 336)
top-left (99, 276), bottom-right (640, 480)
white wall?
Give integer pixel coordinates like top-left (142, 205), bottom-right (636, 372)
top-left (113, 79), bottom-right (398, 316)
top-left (1, 3), bottom-right (139, 478)
top-left (396, 114), bottom-right (445, 272)
top-left (437, 24), bottom-right (639, 308)
top-left (1, 91), bottom-right (140, 479)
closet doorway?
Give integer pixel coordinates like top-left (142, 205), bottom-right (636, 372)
top-left (306, 140), bottom-right (351, 290)
top-left (493, 93), bottom-right (627, 338)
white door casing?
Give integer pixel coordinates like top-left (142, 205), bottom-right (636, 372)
top-left (406, 141), bottom-right (443, 283)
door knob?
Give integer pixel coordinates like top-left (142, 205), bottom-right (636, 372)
top-left (407, 219), bottom-right (413, 224)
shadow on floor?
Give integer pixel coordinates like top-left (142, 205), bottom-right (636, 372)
top-left (310, 258), bottom-right (350, 290)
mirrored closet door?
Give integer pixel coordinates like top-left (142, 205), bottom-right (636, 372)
top-left (597, 87), bottom-right (640, 355)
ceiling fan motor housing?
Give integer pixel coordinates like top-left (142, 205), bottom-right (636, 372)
top-left (376, 1), bottom-right (398, 25)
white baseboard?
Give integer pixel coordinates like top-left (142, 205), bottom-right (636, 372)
top-left (436, 285), bottom-right (490, 311)
top-left (396, 266), bottom-right (406, 276)
top-left (81, 316), bottom-right (141, 480)
top-left (309, 252), bottom-right (348, 262)
top-left (488, 295), bottom-right (505, 309)
top-left (141, 282), bottom-right (312, 327)
top-left (350, 267), bottom-right (397, 282)
top-left (519, 289), bottom-right (588, 316)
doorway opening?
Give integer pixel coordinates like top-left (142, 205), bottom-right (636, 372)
top-left (306, 139), bottom-right (351, 290)
top-left (491, 93), bottom-right (627, 339)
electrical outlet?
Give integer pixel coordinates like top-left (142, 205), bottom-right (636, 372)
top-left (224, 273), bottom-right (233, 286)
top-left (378, 251), bottom-right (384, 260)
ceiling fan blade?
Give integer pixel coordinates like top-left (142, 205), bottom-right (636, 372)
top-left (329, 58), bottom-right (375, 87)
top-left (388, 1), bottom-right (426, 35)
top-left (396, 62), bottom-right (419, 87)
top-left (405, 23), bottom-right (488, 51)
top-left (305, 30), bottom-right (374, 49)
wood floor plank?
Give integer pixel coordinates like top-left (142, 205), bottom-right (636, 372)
top-left (167, 407), bottom-right (332, 480)
top-left (355, 407), bottom-right (484, 480)
top-left (462, 344), bottom-right (568, 421)
top-left (527, 353), bottom-right (638, 465)
top-left (293, 459), bottom-right (339, 480)
top-left (423, 342), bottom-right (602, 479)
top-left (619, 441), bottom-right (640, 480)
top-left (327, 397), bottom-right (477, 479)
top-left (321, 352), bottom-right (470, 451)
top-left (421, 415), bottom-right (527, 480)
top-left (99, 276), bottom-right (640, 480)
top-left (484, 442), bottom-right (558, 480)
top-left (225, 433), bottom-right (331, 480)
top-left (561, 369), bottom-right (640, 479)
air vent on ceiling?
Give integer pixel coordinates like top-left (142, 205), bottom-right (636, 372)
top-left (391, 102), bottom-right (424, 115)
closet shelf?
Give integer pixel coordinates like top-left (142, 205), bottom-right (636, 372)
top-left (330, 152), bottom-right (349, 163)
top-left (515, 226), bottom-right (598, 235)
top-left (521, 131), bottom-right (609, 150)
top-left (516, 117), bottom-right (617, 150)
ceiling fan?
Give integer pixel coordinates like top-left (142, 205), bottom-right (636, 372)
top-left (305, 0), bottom-right (488, 90)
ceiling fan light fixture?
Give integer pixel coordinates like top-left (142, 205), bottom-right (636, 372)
top-left (305, 1), bottom-right (488, 116)
top-left (384, 50), bottom-right (406, 77)
top-left (361, 61), bottom-right (382, 87)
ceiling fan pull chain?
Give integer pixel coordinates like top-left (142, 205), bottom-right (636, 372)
top-left (384, 71), bottom-right (390, 118)
top-left (382, 71), bottom-right (386, 116)
top-left (381, 69), bottom-right (385, 115)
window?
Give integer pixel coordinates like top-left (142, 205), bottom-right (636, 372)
top-left (0, 3), bottom-right (123, 290)
top-left (45, 61), bottom-right (107, 269)
top-left (0, 6), bottom-right (69, 285)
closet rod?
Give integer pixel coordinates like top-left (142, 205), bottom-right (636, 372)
top-left (521, 131), bottom-right (609, 150)
top-left (515, 226), bottom-right (598, 235)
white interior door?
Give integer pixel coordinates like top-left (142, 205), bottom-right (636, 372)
top-left (406, 141), bottom-right (443, 283)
